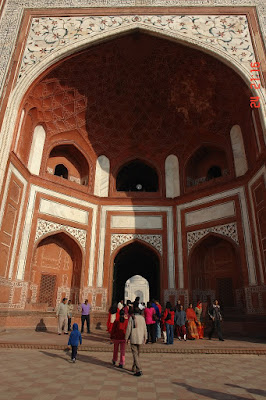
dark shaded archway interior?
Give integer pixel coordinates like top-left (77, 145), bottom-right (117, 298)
top-left (112, 241), bottom-right (160, 303)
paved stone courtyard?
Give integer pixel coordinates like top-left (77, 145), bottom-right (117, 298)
top-left (0, 348), bottom-right (265, 400)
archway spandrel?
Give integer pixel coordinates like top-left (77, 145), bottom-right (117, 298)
top-left (187, 222), bottom-right (239, 254)
top-left (111, 233), bottom-right (163, 255)
top-left (35, 218), bottom-right (87, 250)
top-left (18, 15), bottom-right (256, 85)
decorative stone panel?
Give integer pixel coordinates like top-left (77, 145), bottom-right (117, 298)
top-left (30, 283), bottom-right (38, 303)
top-left (9, 281), bottom-right (28, 309)
top-left (164, 289), bottom-right (189, 309)
top-left (187, 222), bottom-right (239, 254)
top-left (35, 218), bottom-right (87, 250)
top-left (82, 288), bottom-right (107, 312)
top-left (18, 15), bottom-right (256, 82)
top-left (192, 289), bottom-right (215, 305)
top-left (111, 233), bottom-right (162, 255)
top-left (244, 285), bottom-right (266, 314)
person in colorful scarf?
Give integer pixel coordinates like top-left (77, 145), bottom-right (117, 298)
top-left (195, 301), bottom-right (204, 339)
top-left (186, 303), bottom-right (199, 340)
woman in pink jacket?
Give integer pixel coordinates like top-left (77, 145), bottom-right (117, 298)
top-left (144, 301), bottom-right (156, 343)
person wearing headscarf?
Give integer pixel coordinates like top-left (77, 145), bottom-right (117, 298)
top-left (107, 302), bottom-right (119, 334)
top-left (111, 309), bottom-right (128, 368)
top-left (186, 303), bottom-right (199, 340)
top-left (195, 301), bottom-right (204, 339)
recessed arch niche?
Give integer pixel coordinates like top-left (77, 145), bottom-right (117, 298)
top-left (30, 232), bottom-right (83, 307)
top-left (189, 234), bottom-right (243, 308)
top-left (186, 145), bottom-right (229, 188)
top-left (47, 144), bottom-right (89, 186)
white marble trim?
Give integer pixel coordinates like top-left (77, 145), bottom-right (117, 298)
top-left (96, 205), bottom-right (175, 289)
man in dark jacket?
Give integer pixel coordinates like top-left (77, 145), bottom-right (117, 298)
top-left (68, 323), bottom-right (82, 362)
top-left (208, 300), bottom-right (224, 341)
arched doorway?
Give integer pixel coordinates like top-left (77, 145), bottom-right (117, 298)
top-left (189, 234), bottom-right (242, 309)
top-left (30, 232), bottom-right (82, 307)
top-left (112, 241), bottom-right (160, 304)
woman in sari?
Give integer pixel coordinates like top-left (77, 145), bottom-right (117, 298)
top-left (195, 301), bottom-right (204, 339)
top-left (186, 303), bottom-right (199, 340)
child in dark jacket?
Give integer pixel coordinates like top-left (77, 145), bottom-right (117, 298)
top-left (111, 309), bottom-right (128, 368)
top-left (68, 323), bottom-right (82, 362)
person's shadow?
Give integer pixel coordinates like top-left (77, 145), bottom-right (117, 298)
top-left (35, 319), bottom-right (47, 332)
top-left (173, 382), bottom-right (252, 400)
top-left (40, 350), bottom-right (133, 374)
top-left (226, 383), bottom-right (266, 397)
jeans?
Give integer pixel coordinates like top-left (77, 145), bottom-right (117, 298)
top-left (166, 323), bottom-right (174, 344)
top-left (156, 321), bottom-right (161, 339)
top-left (81, 315), bottom-right (90, 333)
top-left (71, 345), bottom-right (77, 360)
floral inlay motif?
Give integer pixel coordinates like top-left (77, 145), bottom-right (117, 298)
top-left (111, 233), bottom-right (162, 255)
top-left (18, 15), bottom-right (255, 80)
top-left (187, 222), bottom-right (239, 253)
top-left (35, 218), bottom-right (87, 249)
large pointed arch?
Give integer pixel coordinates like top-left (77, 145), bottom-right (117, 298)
top-left (0, 22), bottom-right (265, 191)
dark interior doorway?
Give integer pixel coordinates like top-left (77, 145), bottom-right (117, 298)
top-left (112, 241), bottom-right (160, 304)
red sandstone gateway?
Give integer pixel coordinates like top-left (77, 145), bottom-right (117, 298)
top-left (0, 4), bottom-right (265, 335)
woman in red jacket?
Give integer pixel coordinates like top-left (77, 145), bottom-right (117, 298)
top-left (162, 301), bottom-right (175, 345)
top-left (111, 309), bottom-right (128, 368)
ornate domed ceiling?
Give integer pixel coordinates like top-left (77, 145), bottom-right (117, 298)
top-left (24, 32), bottom-right (252, 167)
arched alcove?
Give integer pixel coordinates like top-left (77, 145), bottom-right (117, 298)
top-left (30, 232), bottom-right (82, 307)
top-left (186, 145), bottom-right (229, 188)
top-left (189, 234), bottom-right (242, 309)
top-left (47, 144), bottom-right (89, 186)
top-left (112, 241), bottom-right (160, 304)
top-left (116, 159), bottom-right (159, 192)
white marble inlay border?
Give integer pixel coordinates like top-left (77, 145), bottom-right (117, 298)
top-left (0, 163), bottom-right (28, 280)
top-left (248, 166), bottom-right (266, 284)
top-left (15, 184), bottom-right (98, 287)
top-left (177, 186), bottom-right (257, 288)
top-left (97, 205), bottom-right (175, 289)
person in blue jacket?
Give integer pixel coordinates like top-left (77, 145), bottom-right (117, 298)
top-left (68, 323), bottom-right (82, 362)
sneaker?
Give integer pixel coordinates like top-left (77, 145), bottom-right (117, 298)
top-left (178, 337), bottom-right (181, 340)
top-left (72, 358), bottom-right (76, 363)
top-left (219, 338), bottom-right (225, 341)
top-left (118, 364), bottom-right (123, 368)
top-left (58, 333), bottom-right (61, 335)
top-left (134, 371), bottom-right (143, 377)
top-left (64, 332), bottom-right (69, 335)
top-left (112, 360), bottom-right (116, 366)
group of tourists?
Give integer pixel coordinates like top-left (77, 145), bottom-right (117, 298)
top-left (106, 297), bottom-right (224, 376)
top-left (57, 296), bottom-right (224, 371)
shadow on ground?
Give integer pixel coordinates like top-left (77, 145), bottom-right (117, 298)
top-left (39, 350), bottom-right (133, 375)
top-left (173, 382), bottom-right (256, 400)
